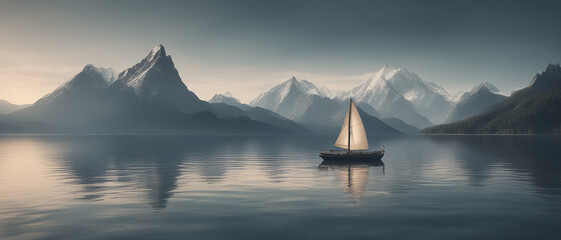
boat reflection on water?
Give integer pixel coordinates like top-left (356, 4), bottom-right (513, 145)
top-left (319, 159), bottom-right (385, 202)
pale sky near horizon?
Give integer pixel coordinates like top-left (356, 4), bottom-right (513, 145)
top-left (1, 0), bottom-right (560, 105)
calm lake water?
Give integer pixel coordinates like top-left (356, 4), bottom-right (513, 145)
top-left (1, 135), bottom-right (560, 239)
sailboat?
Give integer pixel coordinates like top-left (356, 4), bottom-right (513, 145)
top-left (319, 99), bottom-right (385, 161)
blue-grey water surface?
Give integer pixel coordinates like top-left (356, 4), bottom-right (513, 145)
top-left (1, 135), bottom-right (560, 239)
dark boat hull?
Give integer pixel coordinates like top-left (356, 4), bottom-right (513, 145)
top-left (319, 151), bottom-right (384, 161)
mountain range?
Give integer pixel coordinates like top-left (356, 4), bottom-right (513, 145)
top-left (246, 67), bottom-right (453, 130)
top-left (343, 68), bottom-right (434, 129)
top-left (251, 77), bottom-right (353, 127)
top-left (444, 82), bottom-right (507, 123)
top-left (0, 100), bottom-right (30, 114)
top-left (2, 44), bottom-right (558, 135)
top-left (422, 64), bottom-right (561, 134)
top-left (351, 67), bottom-right (452, 124)
top-left (4, 45), bottom-right (307, 134)
top-left (209, 92), bottom-right (250, 110)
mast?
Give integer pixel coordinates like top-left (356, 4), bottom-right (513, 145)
top-left (348, 99), bottom-right (352, 154)
top-left (334, 98), bottom-right (368, 151)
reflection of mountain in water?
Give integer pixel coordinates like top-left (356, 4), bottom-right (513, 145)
top-left (56, 135), bottom-right (334, 209)
top-left (320, 160), bottom-right (384, 202)
top-left (58, 138), bottom-right (113, 200)
top-left (57, 136), bottom-right (187, 208)
top-left (111, 137), bottom-right (186, 209)
top-left (426, 135), bottom-right (561, 201)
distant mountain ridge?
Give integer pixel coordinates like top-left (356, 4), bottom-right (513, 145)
top-left (250, 77), bottom-right (348, 126)
top-left (4, 45), bottom-right (545, 135)
top-left (5, 45), bottom-right (304, 134)
top-left (12, 64), bottom-right (116, 129)
top-left (246, 67), bottom-right (455, 130)
top-left (422, 63), bottom-right (561, 134)
top-left (250, 67), bottom-right (440, 129)
top-left (209, 92), bottom-right (250, 110)
top-left (343, 68), bottom-right (434, 129)
top-left (0, 100), bottom-right (30, 114)
top-left (444, 82), bottom-right (507, 123)
top-left (359, 66), bottom-right (452, 124)
top-left (248, 77), bottom-right (391, 132)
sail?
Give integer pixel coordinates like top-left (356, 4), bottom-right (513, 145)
top-left (334, 100), bottom-right (369, 150)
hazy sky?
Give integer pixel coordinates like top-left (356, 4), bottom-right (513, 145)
top-left (1, 0), bottom-right (560, 104)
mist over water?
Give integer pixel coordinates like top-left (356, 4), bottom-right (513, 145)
top-left (0, 135), bottom-right (560, 239)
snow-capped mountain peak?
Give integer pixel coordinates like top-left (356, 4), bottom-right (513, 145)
top-left (347, 71), bottom-right (434, 129)
top-left (222, 91), bottom-right (233, 98)
top-left (279, 77), bottom-right (322, 94)
top-left (108, 45), bottom-right (204, 113)
top-left (448, 90), bottom-right (467, 103)
top-left (254, 77), bottom-right (326, 106)
top-left (371, 65), bottom-right (401, 80)
top-left (449, 82), bottom-right (500, 104)
top-left (479, 82), bottom-right (500, 93)
top-left (299, 79), bottom-right (328, 96)
top-left (209, 92), bottom-right (249, 110)
top-left (464, 82), bottom-right (502, 99)
top-left (113, 44), bottom-right (190, 99)
top-left (445, 82), bottom-right (507, 123)
top-left (65, 64), bottom-right (115, 89)
top-left (83, 64), bottom-right (117, 83)
top-left (210, 92), bottom-right (241, 104)
top-left (146, 44), bottom-right (166, 62)
top-left (359, 75), bottom-right (392, 93)
top-left (34, 64), bottom-right (114, 105)
top-left (249, 77), bottom-right (333, 115)
top-left (368, 66), bottom-right (453, 123)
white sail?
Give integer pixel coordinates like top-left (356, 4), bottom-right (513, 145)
top-left (334, 100), bottom-right (369, 150)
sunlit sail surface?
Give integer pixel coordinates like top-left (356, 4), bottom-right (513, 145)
top-left (334, 100), bottom-right (368, 150)
top-left (319, 99), bottom-right (384, 161)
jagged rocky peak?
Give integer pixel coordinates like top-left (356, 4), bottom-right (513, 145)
top-left (114, 44), bottom-right (188, 95)
top-left (529, 63), bottom-right (561, 90)
top-left (146, 44), bottom-right (167, 62)
top-left (472, 82), bottom-right (499, 93)
top-left (142, 44), bottom-right (170, 67)
top-left (105, 44), bottom-right (205, 114)
top-left (222, 91), bottom-right (233, 98)
top-left (471, 82), bottom-right (498, 93)
top-left (117, 44), bottom-right (172, 80)
top-left (284, 77), bottom-right (328, 96)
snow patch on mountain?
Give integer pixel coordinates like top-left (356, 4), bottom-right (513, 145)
top-left (345, 70), bottom-right (433, 129)
top-left (89, 65), bottom-right (118, 83)
top-left (222, 91), bottom-right (233, 98)
top-left (448, 90), bottom-right (467, 103)
top-left (250, 76), bottom-right (328, 112)
top-left (209, 92), bottom-right (249, 110)
top-left (478, 82), bottom-right (500, 93)
top-left (373, 67), bottom-right (453, 123)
